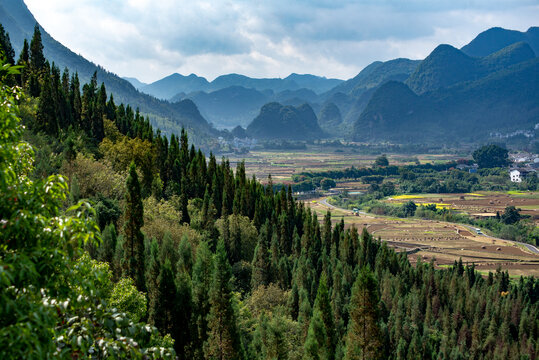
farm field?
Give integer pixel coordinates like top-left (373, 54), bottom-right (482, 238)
top-left (227, 147), bottom-right (463, 182)
top-left (386, 191), bottom-right (539, 222)
top-left (228, 149), bottom-right (539, 276)
top-left (306, 196), bottom-right (539, 277)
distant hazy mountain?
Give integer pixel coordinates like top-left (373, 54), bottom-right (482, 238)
top-left (353, 55), bottom-right (539, 143)
top-left (170, 86), bottom-right (322, 129)
top-left (461, 26), bottom-right (539, 57)
top-left (142, 72), bottom-right (343, 102)
top-left (318, 102), bottom-right (343, 134)
top-left (142, 73), bottom-right (210, 100)
top-left (283, 73), bottom-right (343, 93)
top-left (321, 58), bottom-right (420, 131)
top-left (123, 77), bottom-right (147, 90)
top-left (406, 42), bottom-right (535, 94)
top-left (186, 86), bottom-right (268, 128)
top-left (0, 0), bottom-right (214, 143)
top-left (327, 58), bottom-right (420, 98)
top-left (247, 102), bottom-right (325, 140)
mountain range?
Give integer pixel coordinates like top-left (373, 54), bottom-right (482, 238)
top-left (136, 72), bottom-right (343, 101)
top-left (0, 0), bottom-right (537, 145)
top-left (0, 0), bottom-right (216, 146)
top-left (354, 34), bottom-right (538, 143)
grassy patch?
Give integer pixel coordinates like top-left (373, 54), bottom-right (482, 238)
top-left (392, 194), bottom-right (423, 200)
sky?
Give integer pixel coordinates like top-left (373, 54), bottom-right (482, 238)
top-left (25, 0), bottom-right (539, 83)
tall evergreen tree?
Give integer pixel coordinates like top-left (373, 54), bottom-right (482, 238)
top-left (154, 259), bottom-right (177, 336)
top-left (345, 267), bottom-right (383, 360)
top-left (251, 221), bottom-right (271, 289)
top-left (36, 75), bottom-right (57, 135)
top-left (29, 24), bottom-right (46, 72)
top-left (175, 264), bottom-right (194, 359)
top-left (192, 241), bottom-right (214, 360)
top-left (180, 175), bottom-right (190, 224)
top-left (123, 162), bottom-right (145, 291)
top-left (204, 240), bottom-right (243, 360)
top-left (0, 24), bottom-right (15, 64)
top-left (16, 39), bottom-right (30, 86)
top-left (147, 239), bottom-right (162, 325)
top-left (304, 274), bottom-right (336, 360)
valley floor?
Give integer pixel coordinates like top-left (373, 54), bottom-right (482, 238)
top-left (307, 196), bottom-right (539, 277)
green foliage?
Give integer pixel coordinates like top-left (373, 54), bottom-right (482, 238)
top-left (109, 277), bottom-right (147, 322)
top-left (0, 62), bottom-right (174, 359)
top-left (205, 240), bottom-right (243, 360)
top-left (473, 144), bottom-right (510, 168)
top-left (345, 267), bottom-right (383, 360)
top-left (501, 205), bottom-right (521, 225)
top-left (0, 24), bottom-right (15, 65)
top-left (123, 161), bottom-right (145, 290)
top-left (374, 154), bottom-right (389, 167)
top-left (29, 25), bottom-right (46, 72)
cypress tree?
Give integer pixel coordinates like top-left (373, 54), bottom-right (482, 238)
top-left (192, 241), bottom-right (214, 359)
top-left (175, 264), bottom-right (193, 359)
top-left (180, 175), bottom-right (190, 224)
top-left (70, 72), bottom-right (82, 126)
top-left (98, 223), bottom-right (117, 266)
top-left (155, 259), bottom-right (177, 336)
top-left (123, 162), bottom-right (145, 291)
top-left (304, 274), bottom-right (336, 360)
top-left (204, 240), bottom-right (243, 360)
top-left (36, 75), bottom-right (57, 135)
top-left (16, 39), bottom-right (30, 86)
top-left (0, 24), bottom-right (15, 64)
top-left (251, 221), bottom-right (271, 289)
top-left (345, 267), bottom-right (383, 360)
top-left (29, 24), bottom-right (46, 72)
top-left (147, 239), bottom-right (161, 326)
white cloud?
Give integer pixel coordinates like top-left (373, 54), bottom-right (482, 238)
top-left (24, 0), bottom-right (539, 82)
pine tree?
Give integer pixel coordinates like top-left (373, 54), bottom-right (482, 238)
top-left (36, 75), bottom-right (57, 135)
top-left (316, 274), bottom-right (336, 358)
top-left (192, 241), bottom-right (214, 360)
top-left (98, 223), bottom-right (117, 265)
top-left (154, 259), bottom-right (177, 336)
top-left (204, 240), bottom-right (243, 360)
top-left (147, 239), bottom-right (162, 326)
top-left (123, 162), bottom-right (145, 291)
top-left (345, 267), bottom-right (383, 360)
top-left (180, 175), bottom-right (190, 224)
top-left (175, 264), bottom-right (193, 359)
top-left (251, 221), bottom-right (271, 289)
top-left (304, 308), bottom-right (328, 360)
top-left (29, 24), bottom-right (46, 72)
top-left (0, 24), bottom-right (15, 64)
top-left (16, 39), bottom-right (30, 86)
top-left (70, 72), bottom-right (82, 126)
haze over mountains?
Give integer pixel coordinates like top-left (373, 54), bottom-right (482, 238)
top-left (1, 0), bottom-right (537, 144)
top-left (354, 29), bottom-right (539, 143)
top-left (0, 0), bottom-right (216, 146)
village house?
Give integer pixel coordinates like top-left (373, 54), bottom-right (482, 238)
top-left (510, 168), bottom-right (537, 182)
top-left (510, 169), bottom-right (522, 182)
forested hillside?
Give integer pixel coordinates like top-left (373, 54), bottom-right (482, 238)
top-left (0, 0), bottom-right (216, 145)
top-left (1, 22), bottom-right (538, 360)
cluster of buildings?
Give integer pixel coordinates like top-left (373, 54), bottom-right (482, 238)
top-left (508, 152), bottom-right (539, 183)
